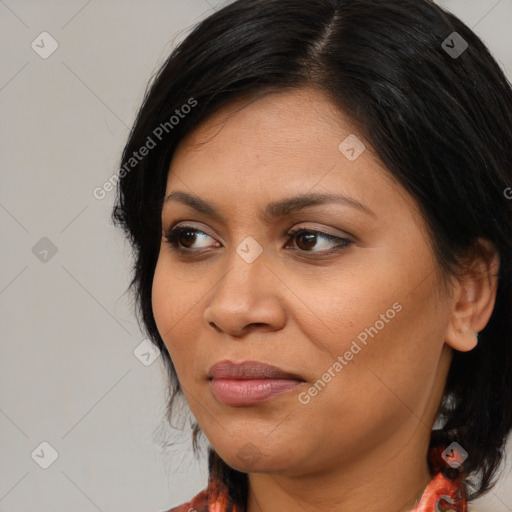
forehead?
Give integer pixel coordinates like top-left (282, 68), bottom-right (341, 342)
top-left (169, 87), bottom-right (373, 190)
top-left (174, 87), bottom-right (355, 159)
top-left (165, 87), bottom-right (420, 227)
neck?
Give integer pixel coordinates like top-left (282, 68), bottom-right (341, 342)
top-left (246, 424), bottom-right (432, 512)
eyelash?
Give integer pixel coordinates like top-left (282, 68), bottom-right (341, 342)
top-left (163, 225), bottom-right (353, 256)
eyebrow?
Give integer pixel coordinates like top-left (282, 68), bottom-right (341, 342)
top-left (163, 190), bottom-right (376, 223)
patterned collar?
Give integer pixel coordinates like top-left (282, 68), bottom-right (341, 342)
top-left (169, 445), bottom-right (467, 512)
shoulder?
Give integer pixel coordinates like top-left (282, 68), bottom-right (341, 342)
top-left (162, 488), bottom-right (209, 512)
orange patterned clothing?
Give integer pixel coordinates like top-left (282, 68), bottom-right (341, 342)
top-left (166, 445), bottom-right (467, 512)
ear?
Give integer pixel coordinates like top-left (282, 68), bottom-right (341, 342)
top-left (445, 238), bottom-right (500, 352)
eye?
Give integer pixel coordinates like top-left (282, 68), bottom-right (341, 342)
top-left (164, 226), bottom-right (218, 251)
top-left (284, 227), bottom-right (353, 254)
top-left (164, 225), bottom-right (353, 256)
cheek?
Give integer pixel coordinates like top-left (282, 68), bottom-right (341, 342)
top-left (313, 282), bottom-right (447, 438)
top-left (151, 258), bottom-right (172, 344)
top-left (295, 253), bottom-right (447, 423)
top-left (151, 257), bottom-right (201, 377)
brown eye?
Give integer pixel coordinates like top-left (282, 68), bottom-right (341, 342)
top-left (295, 232), bottom-right (318, 251)
top-left (178, 229), bottom-right (199, 248)
top-left (164, 226), bottom-right (217, 251)
top-left (286, 228), bottom-right (352, 254)
top-left (163, 225), bottom-right (352, 256)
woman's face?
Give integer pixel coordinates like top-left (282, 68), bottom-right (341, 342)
top-left (152, 87), bottom-right (455, 477)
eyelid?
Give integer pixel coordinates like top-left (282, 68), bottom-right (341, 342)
top-left (164, 220), bottom-right (217, 239)
top-left (163, 223), bottom-right (353, 255)
top-left (286, 223), bottom-right (353, 241)
top-left (164, 220), bottom-right (352, 241)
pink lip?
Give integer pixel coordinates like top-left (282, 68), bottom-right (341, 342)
top-left (207, 360), bottom-right (306, 406)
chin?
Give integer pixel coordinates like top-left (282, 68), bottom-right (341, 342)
top-left (214, 441), bottom-right (302, 475)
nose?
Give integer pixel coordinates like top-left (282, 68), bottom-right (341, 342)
top-left (203, 246), bottom-right (287, 338)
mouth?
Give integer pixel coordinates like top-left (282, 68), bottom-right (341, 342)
top-left (207, 360), bottom-right (306, 406)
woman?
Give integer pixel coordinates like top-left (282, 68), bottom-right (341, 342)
top-left (111, 0), bottom-right (512, 510)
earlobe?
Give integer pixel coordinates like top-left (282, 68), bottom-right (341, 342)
top-left (444, 238), bottom-right (499, 353)
top-left (446, 322), bottom-right (479, 352)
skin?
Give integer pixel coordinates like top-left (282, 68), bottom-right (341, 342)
top-left (152, 87), bottom-right (499, 512)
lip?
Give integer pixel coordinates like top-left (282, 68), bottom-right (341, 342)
top-left (208, 360), bottom-right (305, 380)
top-left (207, 360), bottom-right (306, 406)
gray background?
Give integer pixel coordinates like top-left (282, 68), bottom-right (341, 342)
top-left (0, 1), bottom-right (511, 510)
